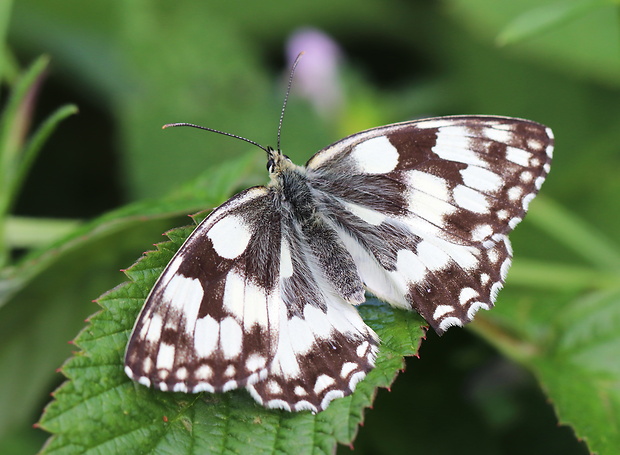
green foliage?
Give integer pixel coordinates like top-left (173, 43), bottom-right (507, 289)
top-left (0, 55), bottom-right (77, 266)
top-left (0, 0), bottom-right (619, 453)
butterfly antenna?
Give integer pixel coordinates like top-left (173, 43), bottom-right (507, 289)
top-left (162, 122), bottom-right (269, 153)
top-left (277, 51), bottom-right (305, 152)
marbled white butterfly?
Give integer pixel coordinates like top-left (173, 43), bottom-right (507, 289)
top-left (124, 62), bottom-right (553, 414)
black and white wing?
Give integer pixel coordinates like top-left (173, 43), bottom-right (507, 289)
top-left (124, 186), bottom-right (378, 413)
top-left (304, 115), bottom-right (553, 334)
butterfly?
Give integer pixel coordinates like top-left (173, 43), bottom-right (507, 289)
top-left (124, 107), bottom-right (553, 413)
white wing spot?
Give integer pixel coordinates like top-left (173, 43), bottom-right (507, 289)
top-left (508, 217), bottom-right (522, 229)
top-left (417, 240), bottom-right (451, 271)
top-left (433, 127), bottom-right (486, 167)
top-left (487, 248), bottom-right (499, 264)
top-left (294, 401), bottom-right (316, 413)
top-left (143, 312), bottom-right (163, 343)
top-left (500, 257), bottom-right (512, 280)
top-left (157, 369), bottom-right (169, 380)
top-left (321, 390), bottom-right (345, 411)
top-left (480, 273), bottom-right (490, 285)
top-left (125, 365), bottom-right (136, 379)
top-left (164, 275), bottom-right (204, 334)
top-left (294, 386), bottom-right (308, 396)
top-left (507, 186), bottom-right (523, 201)
top-left (483, 127), bottom-right (511, 143)
top-left (207, 214), bottom-right (253, 259)
top-left (406, 171), bottom-right (457, 225)
top-left (439, 316), bottom-right (463, 332)
top-left (280, 238), bottom-right (294, 278)
top-left (173, 383), bottom-right (188, 392)
top-left (314, 374), bottom-right (336, 394)
top-left (223, 380), bottom-right (238, 392)
top-left (546, 144), bottom-right (554, 158)
top-left (176, 366), bottom-right (188, 380)
top-left (264, 398), bottom-right (292, 411)
top-left (136, 375), bottom-right (151, 388)
top-left (460, 166), bottom-right (503, 192)
top-left (163, 255), bottom-right (183, 279)
top-left (467, 302), bottom-right (490, 320)
top-left (220, 317), bottom-right (243, 360)
top-left (142, 357), bottom-right (153, 375)
top-left (350, 136), bottom-right (399, 174)
top-left (433, 305), bottom-right (454, 319)
top-left (471, 224), bottom-right (493, 242)
top-left (496, 209), bottom-right (509, 220)
top-left (193, 382), bottom-right (215, 393)
top-left (520, 171), bottom-right (534, 183)
top-left (340, 362), bottom-right (359, 378)
top-left (453, 185), bottom-right (489, 213)
top-left (194, 315), bottom-right (219, 358)
top-left (223, 270), bottom-right (269, 330)
top-left (459, 287), bottom-right (479, 305)
top-left (224, 365), bottom-right (236, 377)
top-left (156, 343), bottom-right (175, 371)
top-left (506, 146), bottom-right (532, 167)
top-left (246, 353), bottom-right (267, 372)
top-left (535, 176), bottom-right (545, 189)
top-left (348, 371), bottom-right (367, 390)
top-left (222, 270), bottom-right (245, 319)
top-left (356, 341), bottom-right (370, 357)
top-left (195, 365), bottom-right (213, 381)
top-left (408, 171), bottom-right (450, 199)
top-left (490, 281), bottom-right (503, 300)
top-left (267, 380), bottom-right (283, 394)
top-left (522, 193), bottom-right (536, 210)
top-left (526, 138), bottom-right (543, 151)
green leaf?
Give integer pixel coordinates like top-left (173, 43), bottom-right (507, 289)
top-left (474, 268), bottom-right (620, 453)
top-left (38, 219), bottom-right (426, 454)
top-left (526, 197), bottom-right (620, 270)
top-left (0, 1), bottom-right (13, 81)
top-left (8, 103), bottom-right (78, 206)
top-left (496, 0), bottom-right (609, 46)
top-left (456, 193), bottom-right (620, 454)
top-left (0, 55), bottom-right (49, 177)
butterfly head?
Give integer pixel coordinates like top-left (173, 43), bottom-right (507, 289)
top-left (266, 146), bottom-right (298, 183)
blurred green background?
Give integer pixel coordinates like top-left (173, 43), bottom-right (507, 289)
top-left (2, 0), bottom-right (619, 453)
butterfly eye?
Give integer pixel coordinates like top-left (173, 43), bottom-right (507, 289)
top-left (266, 158), bottom-right (275, 172)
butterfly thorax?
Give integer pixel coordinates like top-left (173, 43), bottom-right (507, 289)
top-left (266, 148), bottom-right (315, 222)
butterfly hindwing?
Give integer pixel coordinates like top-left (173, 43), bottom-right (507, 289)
top-left (246, 212), bottom-right (378, 412)
top-left (305, 116), bottom-right (553, 333)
